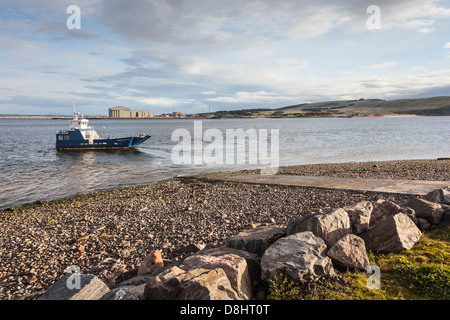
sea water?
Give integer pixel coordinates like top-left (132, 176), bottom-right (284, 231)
top-left (0, 116), bottom-right (449, 209)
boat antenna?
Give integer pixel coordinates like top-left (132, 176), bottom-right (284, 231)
top-left (72, 100), bottom-right (79, 120)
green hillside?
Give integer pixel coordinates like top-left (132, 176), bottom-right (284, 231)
top-left (209, 96), bottom-right (450, 118)
top-left (267, 96), bottom-right (450, 118)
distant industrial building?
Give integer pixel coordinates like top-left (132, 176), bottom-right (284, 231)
top-left (108, 106), bottom-right (154, 118)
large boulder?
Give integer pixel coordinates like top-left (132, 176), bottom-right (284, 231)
top-left (370, 200), bottom-right (402, 227)
top-left (143, 248), bottom-right (254, 300)
top-left (441, 208), bottom-right (450, 224)
top-left (196, 246), bottom-right (261, 287)
top-left (38, 274), bottom-right (110, 300)
top-left (370, 199), bottom-right (417, 227)
top-left (143, 266), bottom-right (239, 300)
top-left (180, 251), bottom-right (252, 300)
top-left (261, 231), bottom-right (335, 283)
top-left (417, 218), bottom-right (431, 232)
top-left (326, 234), bottom-right (370, 270)
top-left (286, 213), bottom-right (320, 236)
top-left (404, 197), bottom-right (445, 225)
top-left (226, 225), bottom-right (286, 256)
top-left (316, 208), bottom-right (351, 246)
top-left (423, 187), bottom-right (450, 205)
top-left (360, 213), bottom-right (422, 253)
top-left (286, 209), bottom-right (350, 247)
top-left (343, 201), bottom-right (373, 234)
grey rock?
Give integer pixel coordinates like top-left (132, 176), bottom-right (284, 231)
top-left (286, 209), bottom-right (350, 247)
top-left (404, 197), bottom-right (445, 225)
top-left (399, 206), bottom-right (418, 225)
top-left (143, 266), bottom-right (239, 300)
top-left (286, 213), bottom-right (320, 236)
top-left (441, 208), bottom-right (450, 224)
top-left (38, 274), bottom-right (110, 300)
top-left (423, 187), bottom-right (450, 205)
top-left (417, 218), bottom-right (431, 232)
top-left (315, 208), bottom-right (351, 247)
top-left (196, 246), bottom-right (261, 286)
top-left (226, 225), bottom-right (286, 256)
top-left (343, 201), bottom-right (373, 234)
top-left (261, 231), bottom-right (335, 283)
top-left (370, 200), bottom-right (401, 227)
top-left (370, 199), bottom-right (418, 227)
top-left (327, 234), bottom-right (370, 270)
top-left (180, 251), bottom-right (252, 300)
top-left (361, 213), bottom-right (422, 253)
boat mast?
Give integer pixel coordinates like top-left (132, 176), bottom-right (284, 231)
top-left (72, 100), bottom-right (78, 120)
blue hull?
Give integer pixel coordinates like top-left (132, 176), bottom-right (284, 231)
top-left (56, 130), bottom-right (152, 151)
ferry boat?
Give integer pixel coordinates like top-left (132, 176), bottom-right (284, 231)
top-left (56, 102), bottom-right (152, 151)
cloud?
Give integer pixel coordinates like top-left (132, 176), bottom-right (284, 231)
top-left (206, 91), bottom-right (297, 104)
top-left (288, 7), bottom-right (352, 39)
top-left (349, 0), bottom-right (450, 33)
top-left (412, 66), bottom-right (427, 72)
top-left (2, 0), bottom-right (450, 115)
top-left (37, 20), bottom-right (99, 40)
top-left (366, 61), bottom-right (398, 70)
top-left (401, 19), bottom-right (436, 33)
top-left (0, 95), bottom-right (87, 114)
top-left (340, 70), bottom-right (357, 75)
top-left (94, 0), bottom-right (362, 45)
top-left (418, 27), bottom-right (435, 34)
top-left (273, 58), bottom-right (310, 69)
top-left (136, 97), bottom-right (193, 106)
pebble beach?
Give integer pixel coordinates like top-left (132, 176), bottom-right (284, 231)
top-left (0, 159), bottom-right (449, 300)
top-left (276, 159), bottom-right (450, 181)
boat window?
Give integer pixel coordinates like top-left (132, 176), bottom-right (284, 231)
top-left (58, 135), bottom-right (63, 140)
top-left (64, 135), bottom-right (69, 140)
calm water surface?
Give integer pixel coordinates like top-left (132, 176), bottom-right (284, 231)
top-left (0, 116), bottom-right (449, 209)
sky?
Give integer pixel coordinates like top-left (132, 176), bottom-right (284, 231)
top-left (1, 0), bottom-right (450, 116)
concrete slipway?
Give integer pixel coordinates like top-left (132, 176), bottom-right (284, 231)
top-left (184, 172), bottom-right (450, 195)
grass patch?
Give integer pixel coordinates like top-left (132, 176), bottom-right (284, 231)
top-left (267, 223), bottom-right (450, 300)
top-left (267, 274), bottom-right (300, 300)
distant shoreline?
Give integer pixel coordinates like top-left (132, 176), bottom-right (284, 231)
top-left (0, 113), bottom-right (443, 120)
top-left (377, 114), bottom-right (419, 117)
top-left (0, 115), bottom-right (195, 120)
top-left (2, 96), bottom-right (449, 120)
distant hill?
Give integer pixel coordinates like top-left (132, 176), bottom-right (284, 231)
top-left (265, 96), bottom-right (450, 118)
top-left (207, 96), bottom-right (450, 118)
